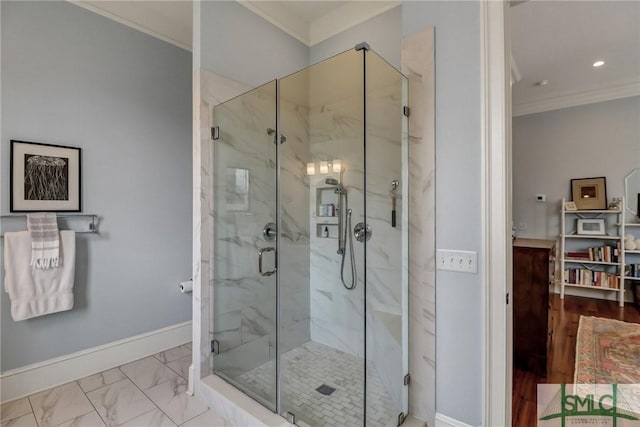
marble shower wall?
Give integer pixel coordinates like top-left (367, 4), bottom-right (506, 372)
top-left (402, 28), bottom-right (436, 425)
top-left (199, 71), bottom-right (311, 388)
top-left (365, 51), bottom-right (408, 413)
top-left (194, 69), bottom-right (250, 385)
top-left (307, 51), bottom-right (366, 359)
top-left (305, 49), bottom-right (408, 412)
top-left (277, 85), bottom-right (312, 356)
top-left (210, 82), bottom-right (279, 385)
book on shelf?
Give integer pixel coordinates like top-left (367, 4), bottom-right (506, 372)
top-left (564, 244), bottom-right (619, 263)
top-left (626, 264), bottom-right (640, 278)
top-left (563, 268), bottom-right (620, 289)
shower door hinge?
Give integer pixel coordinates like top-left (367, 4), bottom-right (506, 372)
top-left (211, 126), bottom-right (219, 140)
top-left (506, 292), bottom-right (510, 304)
top-left (403, 373), bottom-right (411, 385)
top-left (211, 339), bottom-right (219, 354)
top-left (267, 128), bottom-right (286, 144)
top-left (403, 106), bottom-right (410, 117)
top-left (286, 412), bottom-right (296, 424)
top-left (397, 412), bottom-right (406, 426)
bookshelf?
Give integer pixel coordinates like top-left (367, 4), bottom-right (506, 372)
top-left (560, 197), bottom-right (625, 307)
top-left (623, 216), bottom-right (640, 296)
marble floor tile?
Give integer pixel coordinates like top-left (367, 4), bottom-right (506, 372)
top-left (78, 368), bottom-right (127, 393)
top-left (119, 409), bottom-right (176, 427)
top-left (183, 342), bottom-right (192, 351)
top-left (29, 382), bottom-right (93, 427)
top-left (166, 355), bottom-right (191, 379)
top-left (55, 411), bottom-right (105, 427)
top-left (180, 409), bottom-right (233, 427)
top-left (145, 377), bottom-right (208, 425)
top-left (120, 356), bottom-right (179, 390)
top-left (0, 412), bottom-right (37, 427)
top-left (154, 346), bottom-right (191, 364)
top-left (86, 379), bottom-right (155, 427)
top-left (0, 398), bottom-right (31, 423)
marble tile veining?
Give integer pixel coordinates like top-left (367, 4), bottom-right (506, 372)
top-left (145, 376), bottom-right (209, 425)
top-left (181, 409), bottom-right (233, 427)
top-left (0, 412), bottom-right (37, 427)
top-left (78, 368), bottom-right (127, 393)
top-left (119, 356), bottom-right (179, 391)
top-left (402, 27), bottom-right (436, 425)
top-left (29, 382), bottom-right (94, 427)
top-left (1, 342), bottom-right (222, 427)
top-left (166, 355), bottom-right (191, 380)
top-left (119, 409), bottom-right (176, 427)
top-left (0, 398), bottom-right (31, 423)
top-left (153, 346), bottom-right (191, 364)
top-left (55, 411), bottom-right (106, 427)
top-left (86, 379), bottom-right (155, 427)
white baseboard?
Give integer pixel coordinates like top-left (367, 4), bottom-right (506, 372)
top-left (435, 412), bottom-right (475, 427)
top-left (0, 321), bottom-right (192, 403)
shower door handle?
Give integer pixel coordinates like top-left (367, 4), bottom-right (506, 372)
top-left (258, 247), bottom-right (277, 277)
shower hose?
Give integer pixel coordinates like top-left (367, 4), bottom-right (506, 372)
top-left (341, 199), bottom-right (357, 290)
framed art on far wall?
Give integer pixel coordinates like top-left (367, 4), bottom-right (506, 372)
top-left (571, 176), bottom-right (607, 210)
top-left (10, 140), bottom-right (82, 212)
top-left (576, 218), bottom-right (606, 235)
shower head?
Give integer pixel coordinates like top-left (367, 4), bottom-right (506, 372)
top-left (325, 178), bottom-right (345, 194)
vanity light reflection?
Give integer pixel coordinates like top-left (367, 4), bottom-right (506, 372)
top-left (306, 160), bottom-right (342, 175)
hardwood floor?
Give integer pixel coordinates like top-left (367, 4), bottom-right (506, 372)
top-left (512, 294), bottom-right (640, 427)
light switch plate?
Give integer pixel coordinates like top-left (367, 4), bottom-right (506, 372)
top-left (436, 249), bottom-right (478, 273)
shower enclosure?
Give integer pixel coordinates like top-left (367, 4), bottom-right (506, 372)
top-left (207, 45), bottom-right (408, 426)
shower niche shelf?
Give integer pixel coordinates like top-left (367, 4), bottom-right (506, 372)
top-left (315, 187), bottom-right (339, 218)
top-left (316, 223), bottom-right (339, 239)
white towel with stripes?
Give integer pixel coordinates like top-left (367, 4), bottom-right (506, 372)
top-left (27, 213), bottom-right (60, 269)
top-left (4, 230), bottom-right (75, 320)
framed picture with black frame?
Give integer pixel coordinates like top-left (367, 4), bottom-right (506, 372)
top-left (10, 140), bottom-right (82, 212)
top-left (571, 176), bottom-right (607, 210)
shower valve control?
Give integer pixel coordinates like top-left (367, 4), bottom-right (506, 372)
top-left (354, 223), bottom-right (372, 243)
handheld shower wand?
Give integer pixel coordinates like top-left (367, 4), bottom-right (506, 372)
top-left (324, 178), bottom-right (356, 290)
top-left (325, 178), bottom-right (345, 254)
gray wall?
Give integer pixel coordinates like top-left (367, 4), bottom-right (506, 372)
top-left (513, 96), bottom-right (640, 240)
top-left (0, 1), bottom-right (192, 372)
top-left (403, 2), bottom-right (483, 425)
top-left (309, 6), bottom-right (402, 69)
top-left (201, 1), bottom-right (309, 87)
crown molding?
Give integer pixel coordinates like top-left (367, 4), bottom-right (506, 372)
top-left (240, 1), bottom-right (399, 47)
top-left (309, 1), bottom-right (400, 46)
top-left (239, 1), bottom-right (310, 46)
top-left (513, 79), bottom-right (640, 116)
top-left (68, 1), bottom-right (192, 51)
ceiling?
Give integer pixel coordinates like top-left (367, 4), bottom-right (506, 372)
top-left (71, 1), bottom-right (397, 49)
top-left (72, 1), bottom-right (640, 117)
top-left (510, 1), bottom-right (640, 116)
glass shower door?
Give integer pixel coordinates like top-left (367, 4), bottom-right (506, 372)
top-left (279, 49), bottom-right (366, 427)
top-left (211, 81), bottom-right (278, 411)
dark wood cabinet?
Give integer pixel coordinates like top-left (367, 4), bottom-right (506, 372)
top-left (513, 238), bottom-right (555, 376)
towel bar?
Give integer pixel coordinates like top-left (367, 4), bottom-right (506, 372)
top-left (0, 214), bottom-right (99, 237)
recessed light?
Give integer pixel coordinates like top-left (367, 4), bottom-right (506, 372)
top-left (593, 60), bottom-right (605, 67)
top-left (534, 80), bottom-right (549, 87)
